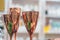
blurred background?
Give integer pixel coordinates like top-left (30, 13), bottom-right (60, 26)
top-left (0, 0), bottom-right (60, 40)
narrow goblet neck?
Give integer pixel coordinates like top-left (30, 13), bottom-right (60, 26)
top-left (10, 35), bottom-right (12, 40)
top-left (30, 34), bottom-right (33, 40)
top-left (13, 32), bottom-right (17, 40)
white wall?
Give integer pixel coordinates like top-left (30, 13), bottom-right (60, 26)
top-left (47, 0), bottom-right (60, 1)
top-left (0, 0), bottom-right (39, 13)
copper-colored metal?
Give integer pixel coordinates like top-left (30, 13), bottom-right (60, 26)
top-left (3, 8), bottom-right (21, 40)
top-left (14, 33), bottom-right (16, 40)
top-left (22, 11), bottom-right (39, 40)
